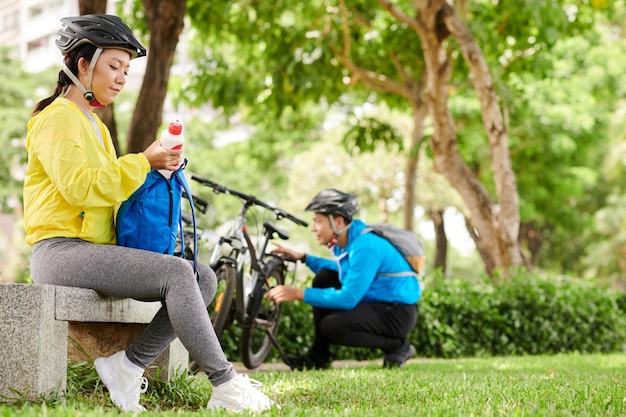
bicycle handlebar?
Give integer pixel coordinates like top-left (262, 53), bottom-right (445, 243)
top-left (182, 190), bottom-right (209, 214)
top-left (190, 174), bottom-right (309, 227)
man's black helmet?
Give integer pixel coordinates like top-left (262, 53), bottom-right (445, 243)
top-left (304, 189), bottom-right (359, 221)
top-left (55, 14), bottom-right (146, 59)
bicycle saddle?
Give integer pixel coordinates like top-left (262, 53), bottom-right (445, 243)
top-left (264, 221), bottom-right (289, 240)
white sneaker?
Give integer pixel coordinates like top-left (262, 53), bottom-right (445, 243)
top-left (207, 374), bottom-right (275, 412)
top-left (94, 350), bottom-right (148, 412)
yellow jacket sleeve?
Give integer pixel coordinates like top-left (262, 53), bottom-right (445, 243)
top-left (23, 98), bottom-right (151, 246)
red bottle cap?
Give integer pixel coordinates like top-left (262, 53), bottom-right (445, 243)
top-left (168, 120), bottom-right (183, 135)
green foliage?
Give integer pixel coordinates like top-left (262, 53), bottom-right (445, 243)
top-left (183, 0), bottom-right (341, 114)
top-left (444, 3), bottom-right (626, 275)
top-left (0, 48), bottom-right (56, 212)
top-left (503, 27), bottom-right (626, 272)
top-left (226, 270), bottom-right (626, 363)
top-left (342, 116), bottom-right (404, 154)
top-left (177, 0), bottom-right (626, 275)
top-left (583, 193), bottom-right (626, 286)
top-left (180, 0), bottom-right (421, 142)
top-left (413, 270), bottom-right (626, 359)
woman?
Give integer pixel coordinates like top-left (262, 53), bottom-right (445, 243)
top-left (23, 14), bottom-right (273, 412)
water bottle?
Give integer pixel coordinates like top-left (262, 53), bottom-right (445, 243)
top-left (158, 119), bottom-right (184, 179)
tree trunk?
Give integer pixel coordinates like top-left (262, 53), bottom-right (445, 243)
top-left (465, 215), bottom-right (497, 275)
top-left (78, 0), bottom-right (107, 13)
top-left (403, 79), bottom-right (428, 231)
top-left (519, 221), bottom-right (542, 267)
top-left (127, 0), bottom-right (186, 154)
top-left (378, 0), bottom-right (523, 278)
top-left (429, 208), bottom-right (448, 274)
top-left (78, 0), bottom-right (120, 156)
top-left (439, 2), bottom-right (522, 271)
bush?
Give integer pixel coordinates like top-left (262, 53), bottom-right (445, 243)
top-left (220, 270), bottom-right (626, 362)
top-left (412, 269), bottom-right (626, 358)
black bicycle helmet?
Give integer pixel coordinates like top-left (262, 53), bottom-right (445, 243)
top-left (304, 189), bottom-right (359, 221)
top-left (56, 14), bottom-right (146, 59)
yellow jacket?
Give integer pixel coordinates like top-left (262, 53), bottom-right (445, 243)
top-left (24, 97), bottom-right (151, 246)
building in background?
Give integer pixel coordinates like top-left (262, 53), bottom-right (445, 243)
top-left (0, 0), bottom-right (20, 52)
top-left (1, 0), bottom-right (83, 72)
top-left (0, 1), bottom-right (138, 72)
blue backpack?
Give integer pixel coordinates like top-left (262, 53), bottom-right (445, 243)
top-left (116, 166), bottom-right (197, 269)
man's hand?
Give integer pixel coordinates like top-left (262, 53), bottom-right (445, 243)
top-left (271, 242), bottom-right (305, 262)
top-left (265, 285), bottom-right (304, 304)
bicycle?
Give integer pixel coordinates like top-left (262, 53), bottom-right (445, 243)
top-left (186, 174), bottom-right (309, 370)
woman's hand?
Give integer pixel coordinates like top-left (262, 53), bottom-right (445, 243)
top-left (265, 285), bottom-right (304, 304)
top-left (142, 140), bottom-right (183, 171)
top-left (271, 242), bottom-right (305, 262)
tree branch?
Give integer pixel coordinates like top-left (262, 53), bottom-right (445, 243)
top-left (332, 0), bottom-right (415, 98)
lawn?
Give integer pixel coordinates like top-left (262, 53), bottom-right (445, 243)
top-left (1, 352), bottom-right (624, 416)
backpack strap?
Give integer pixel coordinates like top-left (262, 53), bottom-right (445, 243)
top-left (361, 227), bottom-right (418, 278)
top-left (174, 168), bottom-right (198, 273)
top-left (378, 271), bottom-right (418, 277)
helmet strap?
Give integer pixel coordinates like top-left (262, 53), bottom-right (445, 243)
top-left (61, 47), bottom-right (105, 107)
top-left (327, 214), bottom-right (350, 248)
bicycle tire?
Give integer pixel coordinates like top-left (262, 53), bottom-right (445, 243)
top-left (189, 261), bottom-right (237, 373)
top-left (211, 262), bottom-right (237, 337)
top-left (239, 257), bottom-right (285, 369)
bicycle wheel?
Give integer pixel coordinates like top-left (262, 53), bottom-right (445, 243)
top-left (189, 261), bottom-right (237, 372)
top-left (239, 258), bottom-right (285, 369)
top-left (210, 262), bottom-right (237, 337)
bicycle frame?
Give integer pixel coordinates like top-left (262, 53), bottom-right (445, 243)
top-left (189, 174), bottom-right (308, 368)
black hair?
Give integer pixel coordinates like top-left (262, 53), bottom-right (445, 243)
top-left (32, 44), bottom-right (97, 115)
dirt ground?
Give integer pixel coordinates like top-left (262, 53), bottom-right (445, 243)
top-left (231, 358), bottom-right (407, 375)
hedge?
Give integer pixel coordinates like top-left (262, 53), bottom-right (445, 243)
top-left (219, 270), bottom-right (626, 363)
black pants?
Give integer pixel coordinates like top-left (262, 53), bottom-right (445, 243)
top-left (309, 269), bottom-right (418, 358)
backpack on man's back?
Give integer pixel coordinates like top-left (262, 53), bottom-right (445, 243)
top-left (363, 223), bottom-right (425, 274)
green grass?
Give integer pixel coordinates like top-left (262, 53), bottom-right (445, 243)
top-left (1, 353), bottom-right (625, 416)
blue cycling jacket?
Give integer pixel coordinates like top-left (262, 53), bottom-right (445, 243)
top-left (303, 219), bottom-right (421, 310)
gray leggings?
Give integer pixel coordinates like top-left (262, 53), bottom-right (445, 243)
top-left (31, 237), bottom-right (236, 386)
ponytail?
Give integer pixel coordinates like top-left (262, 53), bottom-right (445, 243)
top-left (31, 44), bottom-right (97, 116)
top-left (32, 70), bottom-right (70, 115)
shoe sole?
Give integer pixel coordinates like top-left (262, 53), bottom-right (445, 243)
top-left (207, 398), bottom-right (242, 411)
top-left (207, 398), bottom-right (270, 412)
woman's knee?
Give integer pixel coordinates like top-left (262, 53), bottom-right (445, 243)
top-left (196, 263), bottom-right (217, 306)
top-left (167, 258), bottom-right (203, 288)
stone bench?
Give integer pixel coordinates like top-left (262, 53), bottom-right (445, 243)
top-left (0, 283), bottom-right (189, 401)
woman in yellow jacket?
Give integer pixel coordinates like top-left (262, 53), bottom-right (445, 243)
top-left (23, 14), bottom-right (273, 413)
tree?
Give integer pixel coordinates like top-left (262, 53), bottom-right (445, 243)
top-left (178, 0), bottom-right (623, 278)
top-left (124, 0), bottom-right (187, 153)
top-left (176, 1), bottom-right (521, 272)
top-left (77, 0), bottom-right (123, 155)
top-left (396, 0), bottom-right (522, 276)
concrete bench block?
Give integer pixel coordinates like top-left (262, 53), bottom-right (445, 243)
top-left (0, 283), bottom-right (189, 401)
top-left (55, 286), bottom-right (160, 323)
top-left (0, 284), bottom-right (67, 400)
